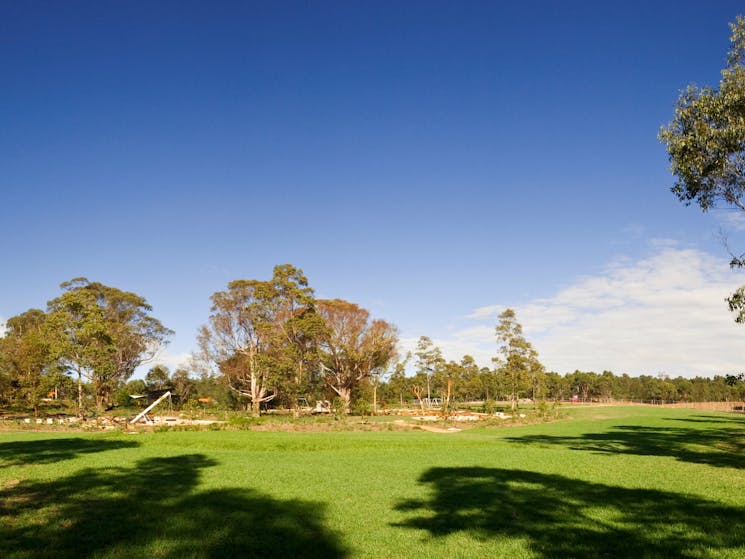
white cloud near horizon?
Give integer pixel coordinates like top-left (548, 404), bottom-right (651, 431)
top-left (403, 247), bottom-right (745, 377)
top-left (136, 349), bottom-right (193, 378)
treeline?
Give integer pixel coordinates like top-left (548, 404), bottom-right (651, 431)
top-left (377, 360), bottom-right (745, 406)
top-left (2, 266), bottom-right (744, 417)
top-left (0, 266), bottom-right (398, 416)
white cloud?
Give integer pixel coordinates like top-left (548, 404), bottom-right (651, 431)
top-left (133, 348), bottom-right (193, 379)
top-left (150, 348), bottom-right (193, 371)
top-left (0, 317), bottom-right (6, 337)
top-left (424, 247), bottom-right (745, 377)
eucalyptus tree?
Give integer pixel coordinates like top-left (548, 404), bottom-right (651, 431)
top-left (414, 336), bottom-right (445, 401)
top-left (269, 264), bottom-right (326, 416)
top-left (494, 308), bottom-right (543, 411)
top-left (145, 364), bottom-right (173, 392)
top-left (46, 278), bottom-right (172, 413)
top-left (448, 355), bottom-right (483, 402)
top-left (660, 16), bottom-right (745, 320)
top-left (171, 367), bottom-right (196, 404)
top-left (316, 299), bottom-right (398, 412)
top-left (197, 265), bottom-right (320, 416)
top-left (0, 309), bottom-right (54, 415)
top-left (383, 351), bottom-right (412, 407)
top-left (371, 353), bottom-right (409, 414)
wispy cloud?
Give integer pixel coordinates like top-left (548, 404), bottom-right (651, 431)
top-left (398, 333), bottom-right (495, 368)
top-left (411, 247), bottom-right (745, 377)
top-left (716, 210), bottom-right (745, 232)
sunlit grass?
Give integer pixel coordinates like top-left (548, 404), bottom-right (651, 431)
top-left (1, 406), bottom-right (743, 558)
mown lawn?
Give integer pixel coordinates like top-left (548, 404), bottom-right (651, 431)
top-left (1, 406), bottom-right (743, 558)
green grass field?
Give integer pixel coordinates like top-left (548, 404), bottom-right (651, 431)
top-left (1, 406), bottom-right (743, 558)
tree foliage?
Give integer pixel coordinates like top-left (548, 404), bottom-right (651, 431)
top-left (145, 365), bottom-right (173, 392)
top-left (317, 299), bottom-right (398, 411)
top-left (267, 265), bottom-right (327, 415)
top-left (660, 16), bottom-right (745, 214)
top-left (45, 278), bottom-right (172, 412)
top-left (197, 267), bottom-right (398, 415)
top-left (197, 279), bottom-right (281, 415)
top-left (494, 309), bottom-right (544, 411)
top-left (0, 309), bottom-right (54, 414)
top-left (197, 265), bottom-right (324, 416)
top-left (660, 15), bottom-right (745, 320)
top-left (413, 336), bottom-right (445, 401)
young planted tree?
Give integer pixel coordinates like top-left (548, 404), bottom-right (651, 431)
top-left (317, 299), bottom-right (398, 412)
top-left (414, 336), bottom-right (445, 402)
top-left (46, 278), bottom-right (172, 413)
top-left (494, 308), bottom-right (543, 411)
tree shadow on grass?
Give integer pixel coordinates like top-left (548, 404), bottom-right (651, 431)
top-left (665, 413), bottom-right (745, 424)
top-left (394, 467), bottom-right (745, 558)
top-left (505, 420), bottom-right (745, 469)
top-left (0, 453), bottom-right (348, 559)
top-left (0, 437), bottom-right (140, 467)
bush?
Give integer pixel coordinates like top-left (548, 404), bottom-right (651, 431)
top-left (331, 398), bottom-right (347, 419)
top-left (351, 399), bottom-right (371, 417)
top-left (228, 415), bottom-right (263, 429)
top-left (522, 401), bottom-right (561, 422)
top-left (181, 399), bottom-right (203, 420)
top-left (481, 399), bottom-right (496, 414)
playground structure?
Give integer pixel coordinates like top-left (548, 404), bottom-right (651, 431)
top-left (130, 391), bottom-right (172, 424)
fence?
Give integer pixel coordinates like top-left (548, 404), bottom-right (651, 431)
top-left (555, 398), bottom-right (745, 412)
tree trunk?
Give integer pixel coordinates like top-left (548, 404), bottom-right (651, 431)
top-left (373, 383), bottom-right (378, 415)
top-left (77, 368), bottom-right (83, 416)
top-left (335, 386), bottom-right (352, 413)
top-left (250, 399), bottom-right (261, 417)
top-left (95, 394), bottom-right (105, 414)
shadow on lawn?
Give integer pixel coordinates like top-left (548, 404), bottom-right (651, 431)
top-left (0, 437), bottom-right (140, 467)
top-left (505, 419), bottom-right (745, 469)
top-left (665, 413), bottom-right (745, 424)
top-left (0, 453), bottom-right (347, 559)
top-left (394, 467), bottom-right (745, 558)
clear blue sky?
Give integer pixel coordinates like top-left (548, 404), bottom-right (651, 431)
top-left (3, 1), bottom-right (745, 377)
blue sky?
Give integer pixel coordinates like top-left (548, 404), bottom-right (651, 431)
top-left (2, 1), bottom-right (745, 377)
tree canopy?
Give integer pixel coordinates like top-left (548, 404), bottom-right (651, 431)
top-left (316, 299), bottom-right (399, 412)
top-left (196, 265), bottom-right (398, 416)
top-left (494, 309), bottom-right (544, 411)
top-left (0, 309), bottom-right (54, 415)
top-left (660, 16), bottom-right (745, 320)
top-left (45, 278), bottom-right (172, 412)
